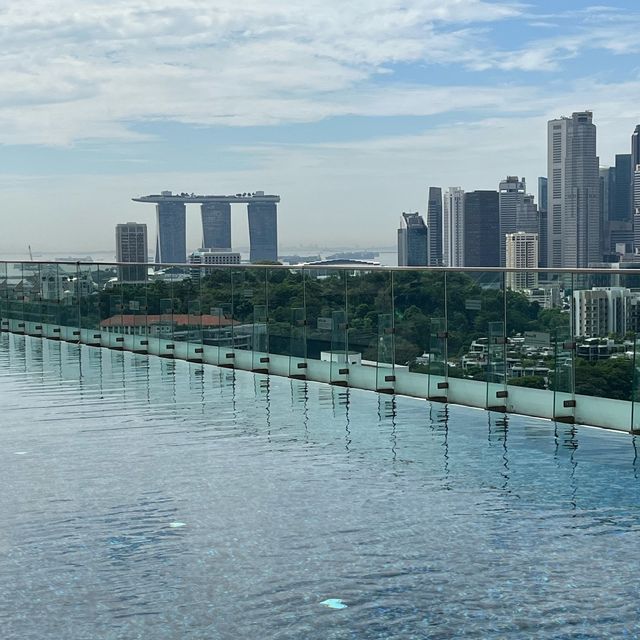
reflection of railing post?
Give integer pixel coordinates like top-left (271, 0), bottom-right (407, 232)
top-left (330, 309), bottom-right (349, 386)
top-left (376, 313), bottom-right (395, 394)
top-left (632, 335), bottom-right (639, 434)
top-left (428, 317), bottom-right (448, 401)
top-left (289, 307), bottom-right (307, 379)
top-left (487, 321), bottom-right (507, 412)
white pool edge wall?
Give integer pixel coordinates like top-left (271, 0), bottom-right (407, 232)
top-left (1, 317), bottom-right (634, 434)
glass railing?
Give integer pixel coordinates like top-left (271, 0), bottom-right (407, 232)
top-left (3, 260), bottom-right (640, 432)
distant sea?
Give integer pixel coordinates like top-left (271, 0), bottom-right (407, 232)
top-left (0, 248), bottom-right (399, 267)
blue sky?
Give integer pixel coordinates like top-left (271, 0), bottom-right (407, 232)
top-left (1, 0), bottom-right (640, 254)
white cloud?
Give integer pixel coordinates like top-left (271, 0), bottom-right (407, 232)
top-left (0, 0), bottom-right (524, 144)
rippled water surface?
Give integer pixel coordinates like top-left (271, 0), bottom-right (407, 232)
top-left (2, 334), bottom-right (640, 639)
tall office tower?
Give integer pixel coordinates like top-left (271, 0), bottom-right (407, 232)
top-left (634, 126), bottom-right (640, 228)
top-left (547, 111), bottom-right (600, 268)
top-left (599, 167), bottom-right (614, 221)
top-left (116, 222), bottom-right (148, 282)
top-left (537, 177), bottom-right (548, 268)
top-left (499, 176), bottom-right (539, 266)
top-left (155, 195), bottom-right (186, 264)
top-left (505, 232), bottom-right (539, 290)
top-left (613, 154), bottom-right (633, 221)
top-left (248, 200), bottom-right (278, 262)
top-left (634, 165), bottom-right (640, 253)
top-left (427, 187), bottom-right (443, 266)
top-left (600, 166), bottom-right (615, 255)
top-left (463, 190), bottom-right (500, 267)
top-left (397, 212), bottom-right (428, 266)
top-left (443, 187), bottom-right (465, 267)
top-left (201, 202), bottom-right (231, 250)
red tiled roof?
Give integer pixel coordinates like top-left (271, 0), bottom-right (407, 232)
top-left (100, 314), bottom-right (234, 328)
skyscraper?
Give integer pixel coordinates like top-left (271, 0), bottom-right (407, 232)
top-left (498, 176), bottom-right (538, 266)
top-left (613, 154), bottom-right (633, 221)
top-left (427, 187), bottom-right (443, 266)
top-left (443, 187), bottom-right (465, 267)
top-left (201, 202), bottom-right (232, 250)
top-left (463, 190), bottom-right (499, 267)
top-left (248, 200), bottom-right (278, 262)
top-left (116, 222), bottom-right (148, 282)
top-left (505, 232), bottom-right (539, 291)
top-left (547, 111), bottom-right (600, 268)
top-left (537, 177), bottom-right (548, 268)
top-left (634, 164), bottom-right (640, 253)
top-left (155, 196), bottom-right (186, 264)
top-left (397, 212), bottom-right (428, 266)
top-left (633, 125), bottom-right (640, 215)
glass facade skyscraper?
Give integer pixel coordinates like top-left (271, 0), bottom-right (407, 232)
top-left (427, 187), bottom-right (443, 266)
top-left (201, 202), bottom-right (232, 250)
top-left (463, 190), bottom-right (499, 267)
top-left (397, 212), bottom-right (428, 266)
top-left (547, 111), bottom-right (600, 268)
top-left (155, 201), bottom-right (186, 264)
top-left (248, 201), bottom-right (278, 262)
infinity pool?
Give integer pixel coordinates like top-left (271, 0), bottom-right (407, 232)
top-left (2, 333), bottom-right (640, 639)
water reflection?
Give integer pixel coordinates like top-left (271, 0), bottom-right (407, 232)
top-left (377, 395), bottom-right (397, 462)
top-left (429, 402), bottom-right (450, 488)
top-left (488, 413), bottom-right (510, 492)
top-left (3, 335), bottom-right (640, 639)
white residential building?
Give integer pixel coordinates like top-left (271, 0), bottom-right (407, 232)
top-left (573, 287), bottom-right (640, 338)
top-left (443, 187), bottom-right (465, 267)
top-left (505, 232), bottom-right (539, 291)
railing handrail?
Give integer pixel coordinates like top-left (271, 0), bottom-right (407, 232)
top-left (4, 260), bottom-right (640, 276)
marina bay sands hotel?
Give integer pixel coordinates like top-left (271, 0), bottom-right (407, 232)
top-left (133, 191), bottom-right (280, 263)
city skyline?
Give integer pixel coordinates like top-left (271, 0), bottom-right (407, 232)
top-left (2, 1), bottom-right (640, 254)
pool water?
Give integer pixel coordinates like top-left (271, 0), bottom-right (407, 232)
top-left (2, 333), bottom-right (640, 639)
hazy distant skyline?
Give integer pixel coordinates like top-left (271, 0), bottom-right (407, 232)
top-left (2, 0), bottom-right (640, 254)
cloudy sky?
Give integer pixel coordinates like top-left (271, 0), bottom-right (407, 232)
top-left (1, 0), bottom-right (640, 255)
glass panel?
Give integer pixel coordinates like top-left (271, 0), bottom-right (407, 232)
top-left (23, 263), bottom-right (43, 333)
top-left (266, 267), bottom-right (305, 371)
top-left (187, 297), bottom-right (203, 360)
top-left (252, 304), bottom-right (269, 372)
top-left (119, 271), bottom-right (148, 352)
top-left (7, 262), bottom-right (25, 331)
top-left (446, 270), bottom-right (504, 400)
top-left (0, 262), bottom-right (8, 330)
top-left (331, 308), bottom-right (349, 385)
top-left (572, 270), bottom-right (633, 410)
top-left (346, 269), bottom-right (393, 390)
top-left (304, 269), bottom-right (348, 384)
top-left (106, 285), bottom-right (124, 349)
top-left (167, 266), bottom-right (193, 361)
top-left (231, 268), bottom-right (253, 355)
top-left (505, 269), bottom-right (566, 418)
top-left (551, 274), bottom-right (574, 421)
top-left (392, 270), bottom-right (446, 398)
top-left (426, 317), bottom-right (447, 399)
top-left (632, 336), bottom-right (640, 433)
top-left (200, 266), bottom-right (233, 366)
top-left (376, 312), bottom-right (395, 392)
top-left (78, 264), bottom-right (101, 344)
top-left (228, 267), bottom-right (266, 369)
top-left (288, 306), bottom-right (307, 378)
top-left (486, 320), bottom-right (507, 410)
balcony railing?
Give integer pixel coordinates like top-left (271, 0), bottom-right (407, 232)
top-left (3, 260), bottom-right (640, 432)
